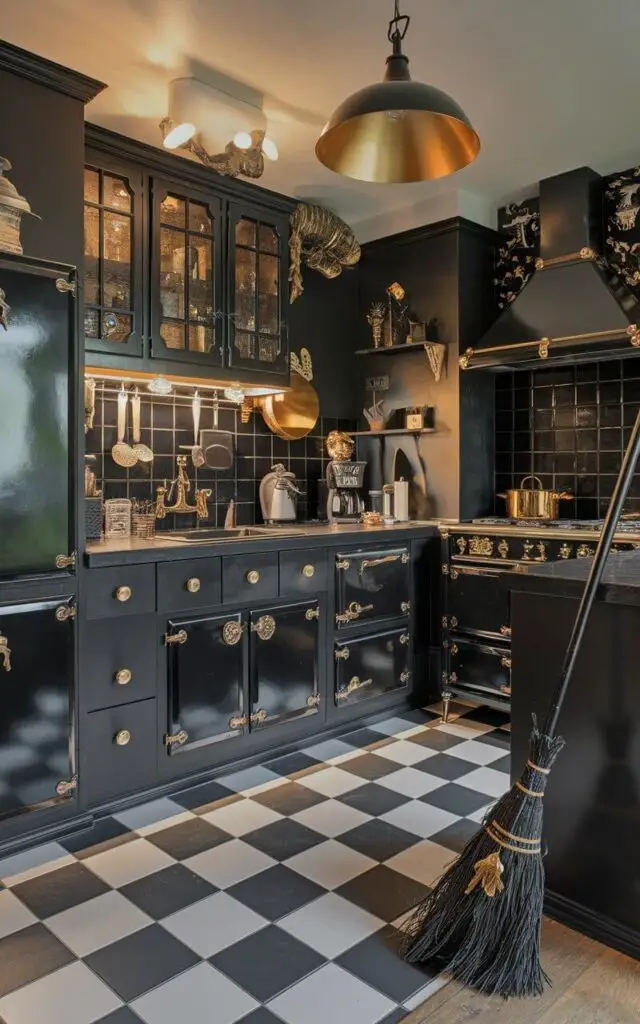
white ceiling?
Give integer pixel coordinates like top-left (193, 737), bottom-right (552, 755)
top-left (5, 0), bottom-right (640, 239)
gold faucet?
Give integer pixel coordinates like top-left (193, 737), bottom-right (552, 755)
top-left (156, 455), bottom-right (211, 520)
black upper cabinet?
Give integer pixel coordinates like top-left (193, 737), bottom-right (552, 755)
top-left (150, 179), bottom-right (224, 370)
top-left (83, 155), bottom-right (144, 358)
top-left (0, 255), bottom-right (76, 579)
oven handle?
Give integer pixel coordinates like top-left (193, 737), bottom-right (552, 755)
top-left (450, 565), bottom-right (506, 580)
top-left (359, 552), bottom-right (409, 574)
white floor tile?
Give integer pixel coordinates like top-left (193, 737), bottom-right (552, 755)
top-left (380, 800), bottom-right (459, 840)
top-left (268, 962), bottom-right (395, 1024)
top-left (279, 892), bottom-right (384, 959)
top-left (456, 767), bottom-right (510, 798)
top-left (403, 975), bottom-right (449, 1010)
top-left (297, 767), bottom-right (368, 798)
top-left (45, 890), bottom-right (151, 957)
top-left (374, 740), bottom-right (437, 766)
top-left (445, 739), bottom-right (508, 765)
top-left (433, 720), bottom-right (494, 738)
top-left (465, 801), bottom-right (495, 823)
top-left (0, 890), bottom-right (38, 939)
top-left (0, 843), bottom-right (74, 887)
top-left (160, 891), bottom-right (268, 957)
top-left (132, 962), bottom-right (258, 1024)
top-left (303, 738), bottom-right (357, 762)
top-left (368, 717), bottom-right (418, 736)
top-left (385, 839), bottom-right (455, 888)
top-left (287, 839), bottom-right (376, 889)
top-left (0, 961), bottom-right (121, 1024)
top-left (83, 837), bottom-right (175, 888)
top-left (113, 798), bottom-right (188, 832)
top-left (201, 798), bottom-right (282, 836)
top-left (216, 766), bottom-right (282, 794)
top-left (291, 799), bottom-right (372, 838)
top-left (185, 838), bottom-right (276, 889)
top-left (376, 768), bottom-right (446, 799)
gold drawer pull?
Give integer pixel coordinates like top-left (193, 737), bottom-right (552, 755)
top-left (222, 620), bottom-right (245, 645)
top-left (115, 668), bottom-right (132, 686)
top-left (336, 558), bottom-right (350, 570)
top-left (115, 586), bottom-right (132, 603)
top-left (501, 656), bottom-right (512, 669)
top-left (186, 577), bottom-right (201, 593)
top-left (336, 676), bottom-right (373, 700)
top-left (307, 693), bottom-right (320, 707)
top-left (302, 564), bottom-right (315, 578)
top-left (165, 729), bottom-right (188, 747)
top-left (246, 569), bottom-right (260, 584)
top-left (336, 601), bottom-right (374, 625)
top-left (165, 629), bottom-right (188, 646)
top-left (114, 729), bottom-right (131, 746)
top-left (500, 625), bottom-right (511, 637)
top-left (0, 634), bottom-right (11, 672)
top-left (305, 606), bottom-right (320, 621)
top-left (251, 615), bottom-right (276, 640)
top-left (335, 647), bottom-right (350, 661)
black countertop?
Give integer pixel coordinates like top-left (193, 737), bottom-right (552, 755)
top-left (508, 548), bottom-right (640, 606)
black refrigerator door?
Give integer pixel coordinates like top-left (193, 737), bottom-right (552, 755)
top-left (249, 601), bottom-right (320, 729)
top-left (0, 598), bottom-right (75, 820)
top-left (0, 257), bottom-right (75, 579)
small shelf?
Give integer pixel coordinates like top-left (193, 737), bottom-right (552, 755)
top-left (354, 342), bottom-right (433, 356)
top-left (349, 428), bottom-right (437, 437)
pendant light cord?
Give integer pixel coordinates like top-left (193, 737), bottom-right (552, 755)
top-left (388, 0), bottom-right (410, 43)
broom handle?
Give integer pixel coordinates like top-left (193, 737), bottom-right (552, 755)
top-left (544, 406), bottom-right (640, 737)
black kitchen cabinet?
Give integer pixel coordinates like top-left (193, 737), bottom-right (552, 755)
top-left (249, 601), bottom-right (320, 729)
top-left (335, 547), bottom-right (410, 628)
top-left (334, 626), bottom-right (411, 707)
top-left (0, 255), bottom-right (76, 579)
top-left (0, 597), bottom-right (75, 820)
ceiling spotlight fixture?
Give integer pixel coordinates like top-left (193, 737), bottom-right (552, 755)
top-left (162, 121), bottom-right (196, 150)
top-left (261, 137), bottom-right (279, 162)
top-left (233, 131), bottom-right (253, 150)
top-left (315, 0), bottom-right (480, 183)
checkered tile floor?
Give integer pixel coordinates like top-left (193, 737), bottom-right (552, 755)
top-left (0, 703), bottom-right (510, 1024)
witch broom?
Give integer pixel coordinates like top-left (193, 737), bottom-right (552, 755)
top-left (403, 407), bottom-right (640, 999)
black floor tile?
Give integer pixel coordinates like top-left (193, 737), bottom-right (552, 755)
top-left (491, 754), bottom-right (511, 774)
top-left (0, 923), bottom-right (74, 997)
top-left (461, 707), bottom-right (510, 729)
top-left (338, 782), bottom-right (411, 818)
top-left (416, 753), bottom-right (479, 781)
top-left (146, 817), bottom-right (232, 860)
top-left (337, 753), bottom-right (401, 782)
top-left (399, 709), bottom-right (440, 726)
top-left (59, 817), bottom-right (135, 859)
top-left (342, 727), bottom-right (391, 749)
top-left (420, 783), bottom-right (492, 817)
top-left (211, 924), bottom-right (324, 1001)
top-left (95, 1009), bottom-right (144, 1023)
top-left (172, 779), bottom-right (235, 811)
top-left (85, 924), bottom-right (200, 1002)
top-left (251, 781), bottom-right (327, 816)
top-left (263, 752), bottom-right (321, 777)
top-left (340, 819), bottom-right (419, 862)
top-left (228, 864), bottom-right (325, 921)
top-left (243, 818), bottom-right (324, 861)
top-left (475, 729), bottom-right (510, 752)
top-left (337, 925), bottom-right (438, 1003)
top-left (336, 865), bottom-right (430, 922)
top-left (405, 730), bottom-right (465, 752)
top-left (12, 862), bottom-right (110, 918)
top-left (429, 818), bottom-right (479, 853)
top-left (120, 863), bottom-right (217, 919)
top-left (238, 1009), bottom-right (288, 1024)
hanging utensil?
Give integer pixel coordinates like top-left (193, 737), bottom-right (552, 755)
top-left (259, 350), bottom-right (319, 440)
top-left (130, 388), bottom-right (154, 463)
top-left (84, 378), bottom-right (96, 434)
top-left (112, 388), bottom-right (137, 468)
top-left (201, 394), bottom-right (234, 470)
top-left (190, 392), bottom-right (205, 468)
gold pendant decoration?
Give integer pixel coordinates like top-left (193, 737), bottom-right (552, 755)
top-left (465, 851), bottom-right (505, 898)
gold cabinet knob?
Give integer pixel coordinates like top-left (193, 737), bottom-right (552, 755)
top-left (246, 570), bottom-right (260, 584)
top-left (115, 586), bottom-right (132, 603)
top-left (115, 668), bottom-right (132, 686)
top-left (302, 564), bottom-right (315, 578)
top-left (114, 729), bottom-right (131, 746)
top-left (186, 577), bottom-right (201, 593)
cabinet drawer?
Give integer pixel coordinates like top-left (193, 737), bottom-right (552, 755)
top-left (81, 699), bottom-right (157, 806)
top-left (158, 557), bottom-right (221, 612)
top-left (334, 626), bottom-right (411, 708)
top-left (222, 552), bottom-right (278, 604)
top-left (86, 564), bottom-right (156, 620)
top-left (448, 563), bottom-right (511, 639)
top-left (280, 549), bottom-right (327, 595)
top-left (335, 547), bottom-right (410, 628)
top-left (448, 635), bottom-right (511, 701)
top-left (82, 617), bottom-right (157, 712)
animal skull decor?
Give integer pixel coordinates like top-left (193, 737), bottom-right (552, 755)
top-left (289, 203), bottom-right (360, 302)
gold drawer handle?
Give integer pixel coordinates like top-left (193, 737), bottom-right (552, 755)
top-left (302, 564), bottom-right (315, 578)
top-left (115, 668), bottom-right (132, 686)
top-left (165, 629), bottom-right (188, 646)
top-left (0, 634), bottom-right (11, 673)
top-left (336, 558), bottom-right (350, 570)
top-left (165, 729), bottom-right (188, 747)
top-left (360, 552), bottom-right (408, 574)
top-left (336, 601), bottom-right (374, 625)
top-left (335, 647), bottom-right (350, 661)
top-left (251, 615), bottom-right (276, 640)
top-left (449, 643), bottom-right (459, 656)
top-left (115, 586), bottom-right (132, 603)
top-left (186, 577), bottom-right (201, 593)
top-left (500, 625), bottom-right (511, 637)
top-left (307, 693), bottom-right (320, 707)
top-left (114, 729), bottom-right (131, 746)
top-left (336, 676), bottom-right (373, 700)
top-left (229, 713), bottom-right (248, 729)
top-left (246, 569), bottom-right (260, 584)
top-left (306, 606), bottom-right (320, 621)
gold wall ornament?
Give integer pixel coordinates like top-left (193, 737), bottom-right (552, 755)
top-left (289, 203), bottom-right (360, 303)
top-left (159, 118), bottom-right (267, 180)
top-left (366, 302), bottom-right (386, 348)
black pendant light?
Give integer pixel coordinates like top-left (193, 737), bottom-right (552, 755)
top-left (316, 1), bottom-right (480, 184)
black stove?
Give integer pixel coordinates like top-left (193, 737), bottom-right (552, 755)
top-left (471, 517), bottom-right (640, 533)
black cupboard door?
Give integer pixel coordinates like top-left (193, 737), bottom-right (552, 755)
top-left (0, 257), bottom-right (75, 579)
top-left (0, 598), bottom-right (75, 820)
top-left (249, 601), bottom-right (320, 729)
top-left (448, 564), bottom-right (512, 639)
top-left (226, 203), bottom-right (289, 376)
top-left (448, 636), bottom-right (511, 703)
top-left (335, 548), bottom-right (411, 628)
top-left (164, 612), bottom-right (246, 756)
top-left (334, 627), bottom-right (411, 708)
top-left (150, 179), bottom-right (224, 369)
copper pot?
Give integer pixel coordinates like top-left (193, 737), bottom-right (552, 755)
top-left (497, 475), bottom-right (572, 520)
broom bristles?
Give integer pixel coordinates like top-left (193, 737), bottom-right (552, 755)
top-left (403, 721), bottom-right (565, 999)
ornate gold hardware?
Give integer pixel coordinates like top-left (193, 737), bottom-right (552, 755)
top-left (522, 541), bottom-right (547, 562)
top-left (401, 552), bottom-right (409, 564)
top-left (246, 569), bottom-right (261, 585)
top-left (450, 616), bottom-right (458, 627)
top-left (251, 615), bottom-right (276, 640)
top-left (536, 249), bottom-right (597, 272)
top-left (501, 656), bottom-right (512, 669)
top-left (115, 668), bottom-right (132, 686)
top-left (336, 676), bottom-right (373, 700)
top-left (115, 586), bottom-right (132, 603)
top-left (114, 729), bottom-right (131, 746)
top-left (498, 539), bottom-right (509, 559)
top-left (577, 544), bottom-right (595, 558)
top-left (222, 620), bottom-right (245, 645)
top-left (400, 600), bottom-right (411, 613)
top-left (456, 537), bottom-right (468, 555)
top-left (336, 601), bottom-right (374, 625)
top-left (500, 625), bottom-right (512, 637)
top-left (55, 551), bottom-right (76, 570)
top-left (440, 530), bottom-right (450, 539)
top-left (538, 338), bottom-right (551, 359)
top-left (522, 541), bottom-right (533, 561)
top-left (400, 670), bottom-right (410, 684)
top-left (165, 629), bottom-right (188, 646)
top-left (305, 606), bottom-right (320, 621)
top-left (55, 277), bottom-right (76, 296)
top-left (165, 729), bottom-right (188, 747)
top-left (55, 604), bottom-right (76, 622)
top-left (459, 347), bottom-right (474, 370)
top-left (250, 708), bottom-right (268, 725)
top-left (450, 568), bottom-right (460, 580)
top-left (469, 536), bottom-right (493, 557)
top-left (535, 256), bottom-right (544, 270)
top-left (627, 324), bottom-right (640, 348)
top-left (306, 693), bottom-right (320, 707)
top-left (302, 564), bottom-right (315, 578)
top-left (441, 616), bottom-right (448, 628)
top-left (155, 455), bottom-right (211, 520)
top-left (449, 643), bottom-right (459, 657)
top-left (336, 558), bottom-right (350, 570)
top-left (0, 633), bottom-right (10, 672)
top-left (229, 713), bottom-right (248, 729)
top-left (335, 647), bottom-right (350, 661)
top-left (55, 775), bottom-right (78, 798)
top-left (186, 577), bottom-right (201, 593)
top-left (359, 552), bottom-right (406, 573)
top-left (441, 563), bottom-right (450, 576)
top-left (399, 632), bottom-right (410, 645)
top-left (559, 543), bottom-right (572, 559)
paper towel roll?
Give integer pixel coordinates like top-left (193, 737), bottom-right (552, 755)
top-left (394, 478), bottom-right (409, 521)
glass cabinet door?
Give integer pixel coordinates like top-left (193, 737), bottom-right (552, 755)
top-left (227, 203), bottom-right (289, 375)
top-left (151, 180), bottom-right (223, 367)
top-left (83, 162), bottom-right (143, 356)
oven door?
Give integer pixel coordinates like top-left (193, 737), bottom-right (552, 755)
top-left (334, 626), bottom-right (411, 707)
top-left (449, 563), bottom-right (512, 640)
top-left (335, 547), bottom-right (410, 628)
top-left (448, 635), bottom-right (511, 702)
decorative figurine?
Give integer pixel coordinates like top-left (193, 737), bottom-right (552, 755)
top-left (0, 157), bottom-right (39, 256)
top-left (155, 455), bottom-right (211, 520)
top-left (366, 301), bottom-right (386, 349)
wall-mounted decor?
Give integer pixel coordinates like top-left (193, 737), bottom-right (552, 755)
top-left (289, 203), bottom-right (361, 302)
top-left (0, 157), bottom-right (39, 255)
top-left (495, 200), bottom-right (540, 310)
top-left (605, 168), bottom-right (640, 298)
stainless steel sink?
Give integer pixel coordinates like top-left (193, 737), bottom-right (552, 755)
top-left (168, 526), bottom-right (303, 544)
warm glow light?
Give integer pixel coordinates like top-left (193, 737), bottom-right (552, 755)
top-left (163, 122), bottom-right (196, 149)
top-left (233, 131), bottom-right (253, 150)
top-left (262, 136), bottom-right (279, 161)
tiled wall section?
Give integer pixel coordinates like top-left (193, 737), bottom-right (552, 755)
top-left (495, 359), bottom-right (640, 519)
top-left (86, 384), bottom-right (356, 531)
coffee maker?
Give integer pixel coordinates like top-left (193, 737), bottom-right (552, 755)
top-left (325, 431), bottom-right (367, 522)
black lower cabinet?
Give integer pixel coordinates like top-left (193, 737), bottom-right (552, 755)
top-left (82, 699), bottom-right (157, 807)
top-left (250, 601), bottom-right (320, 729)
top-left (448, 635), bottom-right (511, 704)
top-left (334, 626), bottom-right (411, 708)
top-left (0, 598), bottom-right (75, 820)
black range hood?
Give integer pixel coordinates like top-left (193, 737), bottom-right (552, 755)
top-left (461, 167), bottom-right (640, 370)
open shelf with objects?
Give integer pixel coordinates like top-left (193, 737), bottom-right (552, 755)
top-left (355, 341), bottom-right (437, 356)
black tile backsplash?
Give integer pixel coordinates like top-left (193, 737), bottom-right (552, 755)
top-left (86, 383), bottom-right (356, 531)
top-left (495, 359), bottom-right (640, 518)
